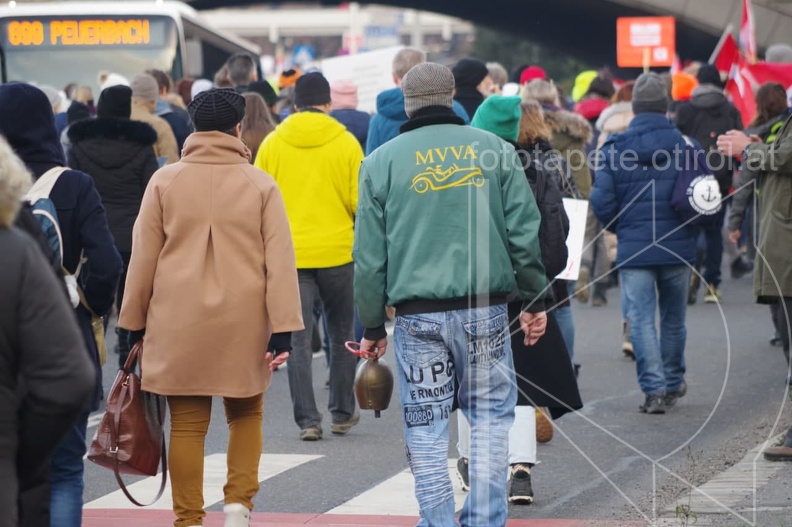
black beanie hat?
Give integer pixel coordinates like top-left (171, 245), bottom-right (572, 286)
top-left (452, 58), bottom-right (489, 88)
top-left (697, 64), bottom-right (723, 88)
top-left (188, 88), bottom-right (246, 132)
top-left (97, 85), bottom-right (132, 119)
top-left (294, 72), bottom-right (331, 108)
top-left (247, 80), bottom-right (278, 107)
top-left (67, 101), bottom-right (91, 125)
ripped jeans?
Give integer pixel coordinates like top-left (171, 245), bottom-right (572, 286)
top-left (394, 305), bottom-right (516, 527)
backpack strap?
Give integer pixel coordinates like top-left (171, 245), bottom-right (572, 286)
top-left (26, 167), bottom-right (69, 202)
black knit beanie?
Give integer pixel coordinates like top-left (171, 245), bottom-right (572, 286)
top-left (452, 58), bottom-right (489, 88)
top-left (97, 85), bottom-right (132, 119)
top-left (247, 80), bottom-right (278, 107)
top-left (697, 64), bottom-right (723, 88)
top-left (67, 101), bottom-right (91, 124)
top-left (294, 72), bottom-right (331, 108)
top-left (188, 88), bottom-right (246, 132)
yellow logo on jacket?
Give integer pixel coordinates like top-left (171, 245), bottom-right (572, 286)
top-left (411, 146), bottom-right (483, 194)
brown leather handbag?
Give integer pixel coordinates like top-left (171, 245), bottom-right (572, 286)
top-left (87, 341), bottom-right (168, 506)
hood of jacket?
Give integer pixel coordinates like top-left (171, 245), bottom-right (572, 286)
top-left (612, 112), bottom-right (684, 164)
top-left (375, 87), bottom-right (409, 121)
top-left (574, 97), bottom-right (610, 121)
top-left (596, 102), bottom-right (634, 134)
top-left (544, 108), bottom-right (593, 144)
top-left (690, 84), bottom-right (729, 110)
top-left (67, 118), bottom-right (158, 170)
top-left (180, 131), bottom-right (252, 165)
top-left (275, 110), bottom-right (348, 149)
top-left (0, 83), bottom-right (64, 177)
top-left (746, 108), bottom-right (792, 137)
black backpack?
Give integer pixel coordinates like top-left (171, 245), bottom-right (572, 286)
top-left (525, 154), bottom-right (570, 279)
top-left (680, 104), bottom-right (741, 195)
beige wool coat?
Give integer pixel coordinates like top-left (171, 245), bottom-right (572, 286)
top-left (118, 131), bottom-right (304, 397)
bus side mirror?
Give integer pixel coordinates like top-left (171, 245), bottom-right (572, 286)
top-left (185, 39), bottom-right (203, 78)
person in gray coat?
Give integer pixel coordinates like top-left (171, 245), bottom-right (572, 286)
top-left (0, 135), bottom-right (95, 527)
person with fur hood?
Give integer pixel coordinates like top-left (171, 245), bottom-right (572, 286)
top-left (67, 85), bottom-right (159, 368)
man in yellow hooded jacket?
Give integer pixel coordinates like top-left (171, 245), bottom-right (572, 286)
top-left (254, 71), bottom-right (364, 441)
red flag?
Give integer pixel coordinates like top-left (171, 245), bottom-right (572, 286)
top-left (725, 59), bottom-right (792, 124)
top-left (712, 33), bottom-right (740, 73)
top-left (740, 0), bottom-right (757, 62)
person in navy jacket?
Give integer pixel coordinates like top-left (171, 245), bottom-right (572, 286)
top-left (590, 73), bottom-right (696, 415)
top-left (0, 82), bottom-right (122, 527)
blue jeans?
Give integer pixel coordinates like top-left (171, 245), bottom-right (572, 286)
top-left (394, 305), bottom-right (516, 527)
top-left (620, 266), bottom-right (690, 396)
top-left (50, 411), bottom-right (89, 527)
top-left (693, 208), bottom-right (725, 288)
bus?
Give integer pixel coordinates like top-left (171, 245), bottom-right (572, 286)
top-left (0, 1), bottom-right (261, 93)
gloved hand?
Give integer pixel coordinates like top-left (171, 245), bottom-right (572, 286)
top-left (266, 332), bottom-right (292, 371)
top-left (126, 328), bottom-right (145, 348)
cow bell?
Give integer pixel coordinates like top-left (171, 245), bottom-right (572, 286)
top-left (354, 358), bottom-right (394, 418)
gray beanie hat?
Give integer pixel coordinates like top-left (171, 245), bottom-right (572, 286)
top-left (766, 43), bottom-right (792, 64)
top-left (401, 63), bottom-right (455, 117)
top-left (131, 73), bottom-right (160, 103)
top-left (632, 72), bottom-right (668, 114)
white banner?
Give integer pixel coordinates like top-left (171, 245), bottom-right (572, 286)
top-left (321, 46), bottom-right (404, 114)
top-left (556, 198), bottom-right (589, 281)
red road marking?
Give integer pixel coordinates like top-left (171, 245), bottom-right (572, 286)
top-left (83, 510), bottom-right (647, 526)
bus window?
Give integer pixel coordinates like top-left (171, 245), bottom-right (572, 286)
top-left (0, 16), bottom-right (179, 92)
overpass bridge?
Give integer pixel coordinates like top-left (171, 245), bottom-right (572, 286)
top-left (187, 0), bottom-right (792, 66)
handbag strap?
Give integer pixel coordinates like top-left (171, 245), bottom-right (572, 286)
top-left (109, 342), bottom-right (169, 507)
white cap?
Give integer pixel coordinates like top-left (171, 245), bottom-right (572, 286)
top-left (191, 79), bottom-right (213, 100)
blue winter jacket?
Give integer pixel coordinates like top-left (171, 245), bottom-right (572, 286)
top-left (365, 87), bottom-right (470, 154)
top-left (0, 83), bottom-right (122, 410)
top-left (331, 108), bottom-right (371, 150)
top-left (590, 112), bottom-right (696, 268)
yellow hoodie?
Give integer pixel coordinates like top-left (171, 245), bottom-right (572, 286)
top-left (254, 111), bottom-right (363, 269)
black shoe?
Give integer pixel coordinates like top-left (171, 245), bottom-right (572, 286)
top-left (730, 255), bottom-right (754, 279)
top-left (663, 381), bottom-right (687, 407)
top-left (456, 457), bottom-right (469, 491)
top-left (639, 395), bottom-right (666, 414)
top-left (573, 363), bottom-right (581, 378)
top-left (508, 464), bottom-right (534, 504)
top-left (770, 336), bottom-right (782, 348)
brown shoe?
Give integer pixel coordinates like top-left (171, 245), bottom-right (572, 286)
top-left (763, 445), bottom-right (792, 462)
top-left (536, 407), bottom-right (553, 443)
top-left (573, 268), bottom-right (590, 304)
top-left (331, 413), bottom-right (360, 435)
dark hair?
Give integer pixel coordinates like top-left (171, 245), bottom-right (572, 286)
top-left (145, 69), bottom-right (172, 93)
top-left (612, 81), bottom-right (635, 103)
top-left (750, 82), bottom-right (789, 128)
top-left (586, 76), bottom-right (615, 99)
top-left (241, 92), bottom-right (276, 161)
top-left (222, 127), bottom-right (238, 137)
top-left (174, 78), bottom-right (195, 106)
top-left (226, 53), bottom-right (257, 87)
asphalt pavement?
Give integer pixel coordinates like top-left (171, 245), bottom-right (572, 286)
top-left (82, 266), bottom-right (792, 526)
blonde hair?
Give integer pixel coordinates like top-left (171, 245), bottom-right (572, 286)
top-left (521, 79), bottom-right (560, 106)
top-left (0, 135), bottom-right (32, 228)
top-left (518, 101), bottom-right (552, 145)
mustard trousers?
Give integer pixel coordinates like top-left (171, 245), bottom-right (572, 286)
top-left (167, 394), bottom-right (263, 527)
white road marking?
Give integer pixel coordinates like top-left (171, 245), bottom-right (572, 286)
top-left (84, 453), bottom-right (322, 510)
top-left (327, 459), bottom-right (466, 516)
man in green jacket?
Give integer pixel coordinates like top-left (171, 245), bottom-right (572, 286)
top-left (354, 62), bottom-right (548, 527)
top-left (719, 113), bottom-right (792, 462)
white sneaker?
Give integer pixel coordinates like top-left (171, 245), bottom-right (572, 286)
top-left (224, 503), bottom-right (251, 527)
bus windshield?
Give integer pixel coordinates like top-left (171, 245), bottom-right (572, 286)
top-left (0, 16), bottom-right (178, 93)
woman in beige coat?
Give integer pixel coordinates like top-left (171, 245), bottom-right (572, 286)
top-left (119, 89), bottom-right (303, 527)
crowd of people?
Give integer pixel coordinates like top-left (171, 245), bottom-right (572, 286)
top-left (1, 42), bottom-right (792, 527)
